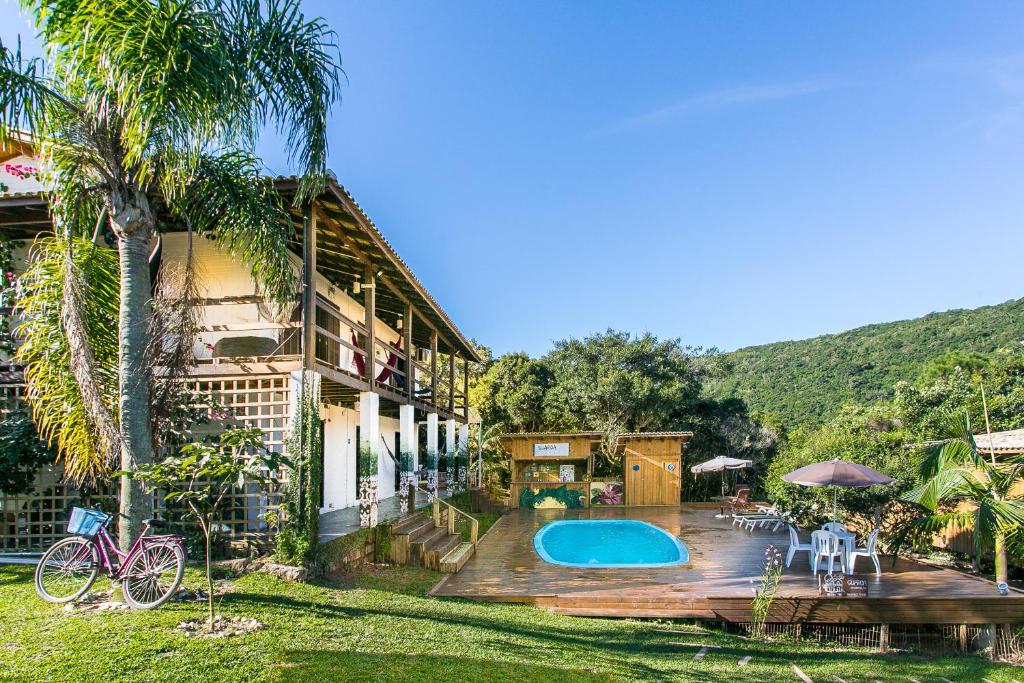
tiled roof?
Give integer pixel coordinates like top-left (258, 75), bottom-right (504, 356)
top-left (973, 428), bottom-right (1024, 454)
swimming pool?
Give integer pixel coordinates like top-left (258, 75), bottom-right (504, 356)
top-left (533, 520), bottom-right (689, 568)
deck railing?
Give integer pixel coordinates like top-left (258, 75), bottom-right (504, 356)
top-left (413, 486), bottom-right (478, 545)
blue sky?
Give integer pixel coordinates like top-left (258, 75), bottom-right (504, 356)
top-left (4, 2), bottom-right (1024, 356)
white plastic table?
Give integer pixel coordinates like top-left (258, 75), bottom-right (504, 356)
top-left (833, 530), bottom-right (856, 575)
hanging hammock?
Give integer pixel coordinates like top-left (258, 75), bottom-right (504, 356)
top-left (351, 332), bottom-right (402, 383)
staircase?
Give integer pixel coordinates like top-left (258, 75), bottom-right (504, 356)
top-left (390, 501), bottom-right (477, 573)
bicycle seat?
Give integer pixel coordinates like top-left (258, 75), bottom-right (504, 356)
top-left (144, 518), bottom-right (169, 529)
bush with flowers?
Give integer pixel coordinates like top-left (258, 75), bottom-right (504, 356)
top-left (749, 544), bottom-right (784, 639)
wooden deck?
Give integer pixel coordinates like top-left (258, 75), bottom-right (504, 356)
top-left (430, 505), bottom-right (1024, 624)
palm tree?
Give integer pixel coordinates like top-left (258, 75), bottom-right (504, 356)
top-left (897, 411), bottom-right (1024, 586)
top-left (0, 0), bottom-right (341, 548)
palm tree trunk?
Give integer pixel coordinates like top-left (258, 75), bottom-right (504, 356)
top-left (116, 230), bottom-right (155, 549)
top-left (995, 532), bottom-right (1009, 586)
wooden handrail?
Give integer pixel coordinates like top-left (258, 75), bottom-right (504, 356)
top-left (412, 486), bottom-right (479, 545)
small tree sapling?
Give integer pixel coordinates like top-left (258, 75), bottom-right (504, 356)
top-left (123, 428), bottom-right (288, 627)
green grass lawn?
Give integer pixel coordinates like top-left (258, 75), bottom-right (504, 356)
top-left (1, 562), bottom-right (1019, 682)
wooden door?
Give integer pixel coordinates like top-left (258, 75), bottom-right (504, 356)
top-left (625, 451), bottom-right (681, 505)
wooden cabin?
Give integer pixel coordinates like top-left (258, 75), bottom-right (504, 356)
top-left (0, 145), bottom-right (480, 548)
top-left (502, 433), bottom-right (600, 509)
top-left (615, 432), bottom-right (692, 506)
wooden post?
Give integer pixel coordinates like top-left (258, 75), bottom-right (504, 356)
top-left (363, 266), bottom-right (375, 388)
top-left (430, 331), bottom-right (438, 405)
top-left (301, 204), bottom-right (318, 369)
top-left (447, 506), bottom-right (456, 535)
top-left (878, 623), bottom-right (889, 653)
top-left (462, 355), bottom-right (470, 420)
top-left (470, 518), bottom-right (479, 545)
top-left (404, 304), bottom-right (414, 402)
top-left (958, 624), bottom-right (968, 652)
top-left (452, 352), bottom-right (460, 411)
top-left (432, 497), bottom-right (440, 528)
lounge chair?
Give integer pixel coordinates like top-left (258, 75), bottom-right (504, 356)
top-left (785, 524), bottom-right (813, 568)
top-left (849, 528), bottom-right (882, 576)
top-left (726, 487), bottom-right (753, 515)
top-left (811, 530), bottom-right (845, 575)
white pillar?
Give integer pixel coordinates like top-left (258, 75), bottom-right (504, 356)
top-left (457, 423), bottom-right (469, 492)
top-left (398, 404), bottom-right (416, 513)
top-left (358, 391), bottom-right (380, 527)
top-left (446, 418), bottom-right (457, 495)
top-left (426, 412), bottom-right (439, 500)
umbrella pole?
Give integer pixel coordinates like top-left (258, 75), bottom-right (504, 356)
top-left (833, 486), bottom-right (838, 523)
top-left (721, 469), bottom-right (726, 498)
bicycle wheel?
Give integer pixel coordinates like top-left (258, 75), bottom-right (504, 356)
top-left (35, 536), bottom-right (100, 603)
top-left (121, 541), bottom-right (185, 610)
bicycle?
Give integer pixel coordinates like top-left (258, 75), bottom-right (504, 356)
top-left (35, 506), bottom-right (187, 609)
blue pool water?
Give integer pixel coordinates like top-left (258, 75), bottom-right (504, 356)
top-left (533, 520), bottom-right (689, 568)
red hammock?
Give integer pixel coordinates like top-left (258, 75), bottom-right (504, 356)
top-left (351, 332), bottom-right (401, 382)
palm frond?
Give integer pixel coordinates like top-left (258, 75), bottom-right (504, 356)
top-left (902, 466), bottom-right (972, 511)
top-left (165, 150), bottom-right (296, 308)
top-left (15, 235), bottom-right (120, 483)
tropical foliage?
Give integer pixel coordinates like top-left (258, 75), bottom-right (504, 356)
top-left (471, 330), bottom-right (774, 489)
top-left (0, 410), bottom-right (56, 494)
top-left (896, 412), bottom-right (1024, 585)
top-left (278, 372), bottom-right (322, 566)
top-left (125, 427), bottom-right (288, 626)
top-left (0, 0), bottom-right (341, 546)
top-left (708, 297), bottom-right (1024, 429)
top-left (765, 405), bottom-right (917, 530)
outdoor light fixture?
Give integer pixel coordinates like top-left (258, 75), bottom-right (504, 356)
top-left (396, 317), bottom-right (403, 330)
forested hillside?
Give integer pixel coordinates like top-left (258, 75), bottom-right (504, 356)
top-left (707, 297), bottom-right (1024, 429)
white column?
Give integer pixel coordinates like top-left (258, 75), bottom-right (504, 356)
top-left (358, 391), bottom-right (380, 527)
top-left (446, 418), bottom-right (457, 495)
top-left (457, 423), bottom-right (469, 493)
top-left (398, 404), bottom-right (416, 514)
top-left (426, 412), bottom-right (439, 500)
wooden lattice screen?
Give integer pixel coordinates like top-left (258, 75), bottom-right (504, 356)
top-left (0, 373), bottom-right (293, 552)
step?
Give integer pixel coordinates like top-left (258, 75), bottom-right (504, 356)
top-left (426, 534), bottom-right (462, 570)
top-left (410, 526), bottom-right (448, 565)
top-left (393, 514), bottom-right (434, 537)
top-left (439, 542), bottom-right (475, 573)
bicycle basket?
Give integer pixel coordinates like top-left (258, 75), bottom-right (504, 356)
top-left (67, 507), bottom-right (111, 538)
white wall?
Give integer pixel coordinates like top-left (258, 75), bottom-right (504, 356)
top-left (321, 405), bottom-right (404, 512)
top-left (161, 232), bottom-right (401, 369)
top-left (321, 403), bottom-right (357, 512)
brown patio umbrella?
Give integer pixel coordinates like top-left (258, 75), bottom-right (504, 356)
top-left (781, 459), bottom-right (893, 522)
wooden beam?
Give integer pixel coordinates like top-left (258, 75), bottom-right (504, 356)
top-left (316, 194), bottom-right (468, 358)
top-left (363, 266), bottom-right (376, 389)
top-left (404, 303), bottom-right (414, 404)
top-left (301, 204), bottom-right (318, 369)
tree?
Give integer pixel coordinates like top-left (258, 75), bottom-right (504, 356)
top-left (765, 405), bottom-right (916, 530)
top-left (471, 352), bottom-right (551, 433)
top-left (1, 0), bottom-right (341, 548)
top-left (126, 428), bottom-right (287, 627)
top-left (897, 411), bottom-right (1024, 587)
top-left (542, 330), bottom-right (706, 471)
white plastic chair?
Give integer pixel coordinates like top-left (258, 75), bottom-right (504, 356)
top-left (786, 525), bottom-right (813, 568)
top-left (822, 522), bottom-right (847, 534)
top-left (849, 528), bottom-right (882, 576)
top-left (811, 530), bottom-right (845, 574)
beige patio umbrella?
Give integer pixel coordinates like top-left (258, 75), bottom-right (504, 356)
top-left (691, 455), bottom-right (753, 498)
top-left (781, 459), bottom-right (893, 523)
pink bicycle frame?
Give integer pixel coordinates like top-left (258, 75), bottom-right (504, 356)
top-left (71, 521), bottom-right (184, 578)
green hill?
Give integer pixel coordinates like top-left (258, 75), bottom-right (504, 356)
top-left (707, 297), bottom-right (1024, 429)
